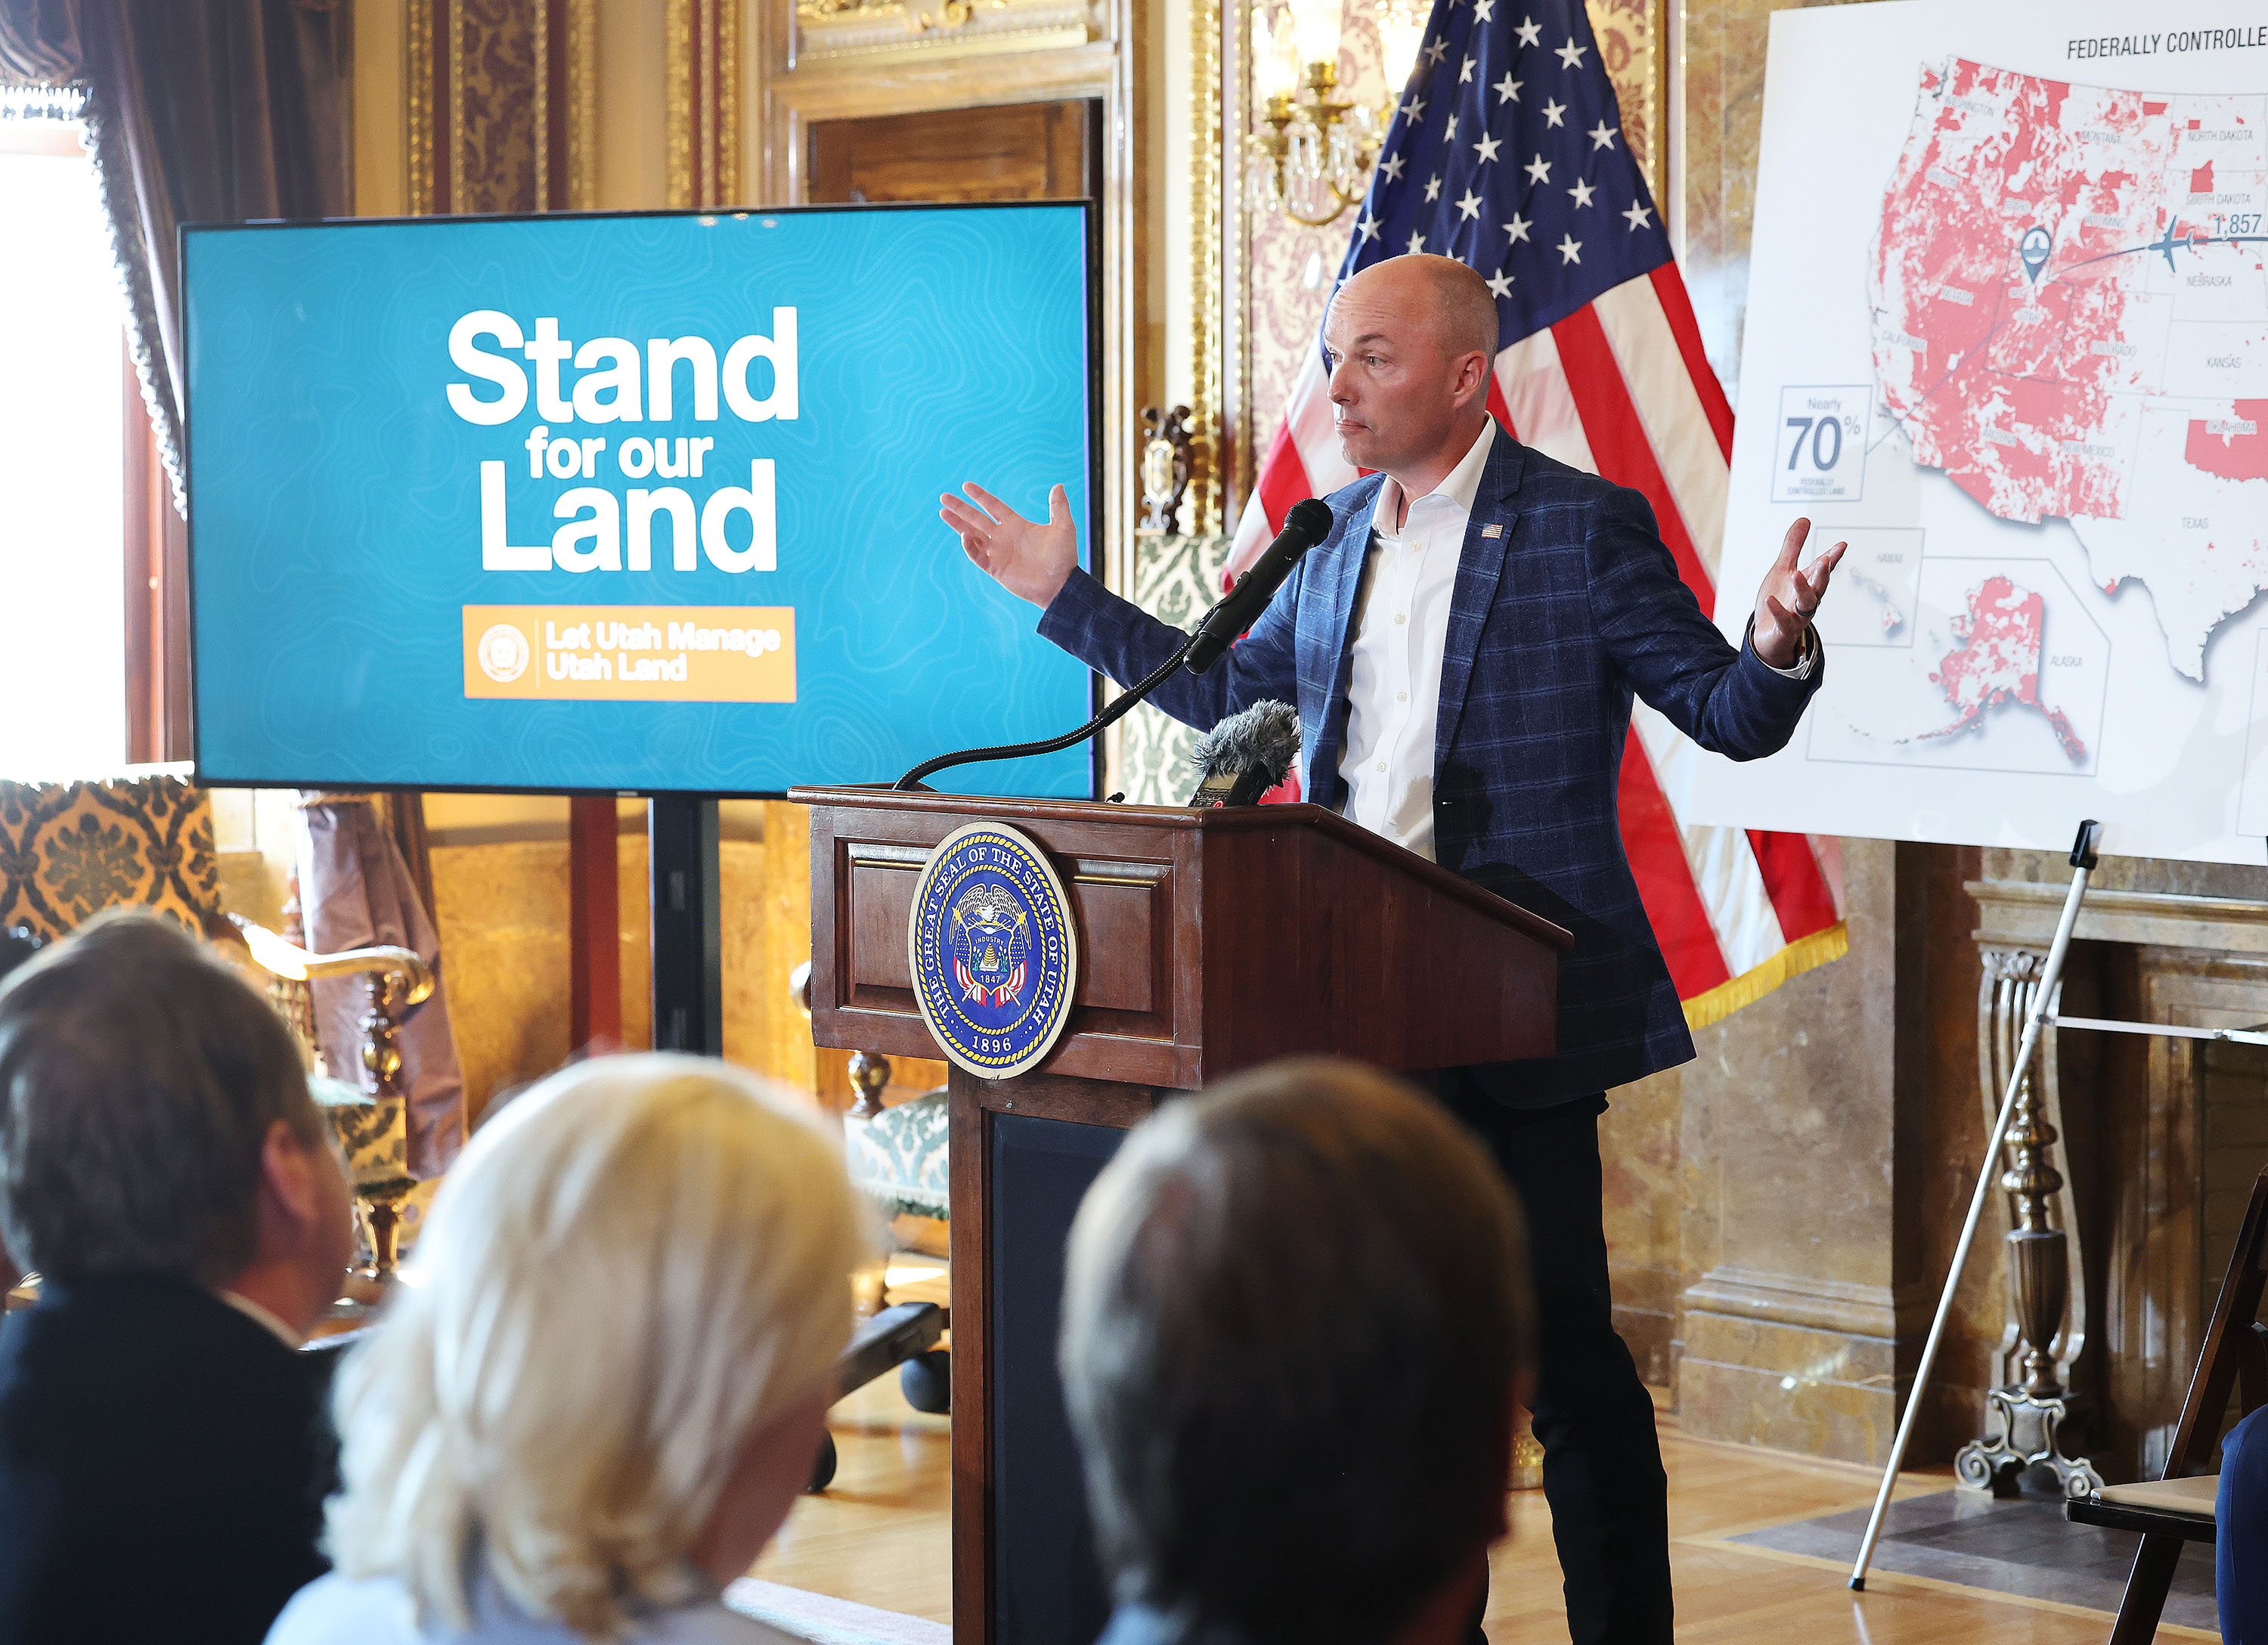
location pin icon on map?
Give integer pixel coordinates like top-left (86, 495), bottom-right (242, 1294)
top-left (2020, 226), bottom-right (2051, 283)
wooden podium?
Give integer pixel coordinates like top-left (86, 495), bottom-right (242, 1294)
top-left (793, 785), bottom-right (1572, 1645)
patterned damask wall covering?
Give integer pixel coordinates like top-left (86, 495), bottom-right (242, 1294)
top-left (0, 776), bottom-right (221, 943)
top-left (1242, 0), bottom-right (1663, 457)
top-left (456, 0), bottom-right (541, 211)
top-left (409, 0), bottom-right (596, 216)
top-left (1120, 533), bottom-right (1237, 805)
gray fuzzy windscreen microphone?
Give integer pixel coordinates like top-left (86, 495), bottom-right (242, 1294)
top-left (1187, 699), bottom-right (1301, 808)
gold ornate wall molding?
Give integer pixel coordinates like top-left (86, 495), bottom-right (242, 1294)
top-left (1589, 0), bottom-right (1667, 209)
top-left (406, 0), bottom-right (597, 215)
top-left (793, 0), bottom-right (1092, 64)
top-left (1187, 0), bottom-right (1224, 535)
top-left (667, 0), bottom-right (741, 208)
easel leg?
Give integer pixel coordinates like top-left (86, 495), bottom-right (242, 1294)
top-left (1849, 820), bottom-right (2100, 1591)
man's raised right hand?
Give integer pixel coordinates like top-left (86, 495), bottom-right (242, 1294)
top-left (940, 482), bottom-right (1078, 609)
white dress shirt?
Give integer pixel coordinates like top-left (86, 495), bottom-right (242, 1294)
top-left (1336, 419), bottom-right (1499, 863)
top-left (218, 1287), bottom-right (305, 1349)
top-left (1334, 421), bottom-right (1817, 863)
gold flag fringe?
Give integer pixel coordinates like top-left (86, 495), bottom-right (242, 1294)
top-left (1679, 920), bottom-right (1850, 1032)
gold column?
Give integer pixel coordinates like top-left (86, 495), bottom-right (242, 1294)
top-left (1188, 0), bottom-right (1223, 537)
top-left (667, 0), bottom-right (742, 210)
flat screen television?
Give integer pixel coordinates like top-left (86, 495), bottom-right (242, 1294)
top-left (181, 202), bottom-right (1099, 797)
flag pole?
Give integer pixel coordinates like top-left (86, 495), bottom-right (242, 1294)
top-left (1847, 817), bottom-right (2099, 1591)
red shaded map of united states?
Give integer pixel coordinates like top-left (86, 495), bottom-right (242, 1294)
top-left (1871, 58), bottom-right (2170, 525)
top-left (1873, 57), bottom-right (2268, 681)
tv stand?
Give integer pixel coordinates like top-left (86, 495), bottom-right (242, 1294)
top-left (648, 794), bottom-right (722, 1055)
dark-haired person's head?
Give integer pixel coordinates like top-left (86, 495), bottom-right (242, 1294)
top-left (0, 911), bottom-right (359, 1644)
top-left (0, 909), bottom-right (353, 1329)
top-left (1061, 1057), bottom-right (1534, 1645)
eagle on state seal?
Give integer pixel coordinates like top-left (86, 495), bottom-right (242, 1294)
top-left (947, 885), bottom-right (1031, 1008)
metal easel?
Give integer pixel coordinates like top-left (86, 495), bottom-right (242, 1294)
top-left (1847, 819), bottom-right (2268, 1590)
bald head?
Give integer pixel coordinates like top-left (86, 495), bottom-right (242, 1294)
top-left (1336, 254), bottom-right (1500, 368)
top-left (1321, 254), bottom-right (1499, 494)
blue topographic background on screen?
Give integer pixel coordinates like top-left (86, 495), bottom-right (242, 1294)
top-left (184, 204), bottom-right (1095, 796)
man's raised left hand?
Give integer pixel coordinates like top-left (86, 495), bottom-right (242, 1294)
top-left (1752, 517), bottom-right (1845, 669)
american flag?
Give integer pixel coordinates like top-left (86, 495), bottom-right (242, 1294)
top-left (1232, 0), bottom-right (1844, 1025)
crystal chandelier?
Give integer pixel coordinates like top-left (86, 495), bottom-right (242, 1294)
top-left (1251, 0), bottom-right (1429, 230)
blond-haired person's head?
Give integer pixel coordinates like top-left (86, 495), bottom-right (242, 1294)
top-left (295, 1054), bottom-right (870, 1643)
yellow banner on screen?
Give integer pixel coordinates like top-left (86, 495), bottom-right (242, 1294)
top-left (462, 606), bottom-right (797, 702)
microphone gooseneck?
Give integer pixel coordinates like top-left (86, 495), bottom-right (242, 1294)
top-left (895, 497), bottom-right (1334, 793)
top-left (1182, 498), bottom-right (1335, 676)
top-left (894, 630), bottom-right (1197, 792)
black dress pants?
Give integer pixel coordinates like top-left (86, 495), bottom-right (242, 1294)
top-left (1436, 1073), bottom-right (1674, 1645)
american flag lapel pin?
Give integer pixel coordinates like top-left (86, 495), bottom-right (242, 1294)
top-left (1482, 522), bottom-right (1504, 539)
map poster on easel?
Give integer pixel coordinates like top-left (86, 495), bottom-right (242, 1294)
top-left (1693, 0), bottom-right (2268, 864)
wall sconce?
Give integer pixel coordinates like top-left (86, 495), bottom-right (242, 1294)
top-left (1252, 0), bottom-right (1430, 231)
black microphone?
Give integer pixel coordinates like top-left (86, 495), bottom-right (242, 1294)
top-left (1183, 497), bottom-right (1335, 675)
top-left (1186, 699), bottom-right (1301, 808)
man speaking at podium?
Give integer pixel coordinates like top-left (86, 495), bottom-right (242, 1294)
top-left (940, 253), bottom-right (1842, 1645)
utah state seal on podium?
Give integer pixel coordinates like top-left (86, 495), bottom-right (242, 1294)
top-left (908, 822), bottom-right (1080, 1083)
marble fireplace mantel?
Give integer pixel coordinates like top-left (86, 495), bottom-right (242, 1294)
top-left (1972, 878), bottom-right (2268, 958)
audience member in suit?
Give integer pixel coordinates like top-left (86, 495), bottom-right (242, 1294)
top-left (267, 1052), bottom-right (872, 1644)
top-left (0, 911), bottom-right (359, 1644)
top-left (1060, 1057), bottom-right (1535, 1645)
top-left (2222, 1405), bottom-right (2268, 1644)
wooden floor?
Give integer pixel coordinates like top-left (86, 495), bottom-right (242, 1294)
top-left (753, 1376), bottom-right (2194, 1643)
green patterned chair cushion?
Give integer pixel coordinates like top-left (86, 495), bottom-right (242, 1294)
top-left (1120, 533), bottom-right (1235, 807)
top-left (844, 1089), bottom-right (950, 1220)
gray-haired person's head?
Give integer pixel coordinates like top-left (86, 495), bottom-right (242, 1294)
top-left (1060, 1057), bottom-right (1534, 1645)
top-left (0, 909), bottom-right (323, 1282)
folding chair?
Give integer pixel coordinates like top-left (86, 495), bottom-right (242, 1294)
top-left (2067, 1166), bottom-right (2268, 1642)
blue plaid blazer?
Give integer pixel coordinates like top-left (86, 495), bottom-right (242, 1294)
top-left (1040, 434), bottom-right (1823, 1102)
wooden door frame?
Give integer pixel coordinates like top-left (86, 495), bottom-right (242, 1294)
top-left (741, 0), bottom-right (1143, 599)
